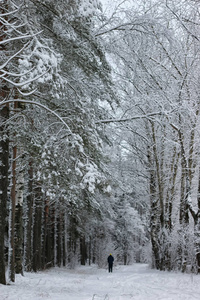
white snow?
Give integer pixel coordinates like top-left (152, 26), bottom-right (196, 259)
top-left (1, 263), bottom-right (200, 300)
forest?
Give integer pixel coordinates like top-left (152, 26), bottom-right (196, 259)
top-left (0, 0), bottom-right (200, 285)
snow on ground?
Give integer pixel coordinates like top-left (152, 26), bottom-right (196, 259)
top-left (1, 263), bottom-right (200, 300)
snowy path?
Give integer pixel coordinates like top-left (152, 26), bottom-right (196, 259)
top-left (1, 264), bottom-right (200, 299)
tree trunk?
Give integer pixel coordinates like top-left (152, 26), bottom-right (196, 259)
top-left (15, 203), bottom-right (23, 275)
top-left (32, 185), bottom-right (42, 272)
top-left (92, 238), bottom-right (96, 264)
top-left (15, 169), bottom-right (24, 275)
top-left (195, 169), bottom-right (200, 272)
top-left (178, 131), bottom-right (190, 272)
top-left (0, 0), bottom-right (9, 285)
top-left (0, 104), bottom-right (9, 285)
top-left (24, 161), bottom-right (34, 271)
top-left (62, 211), bottom-right (67, 267)
top-left (188, 168), bottom-right (200, 273)
top-left (53, 201), bottom-right (57, 267)
top-left (88, 236), bottom-right (91, 265)
top-left (124, 253), bottom-right (127, 265)
top-left (68, 216), bottom-right (78, 268)
top-left (43, 196), bottom-right (53, 268)
top-left (8, 144), bottom-right (17, 282)
top-left (179, 130), bottom-right (189, 225)
top-left (57, 209), bottom-right (62, 267)
top-left (147, 145), bottom-right (160, 269)
top-left (194, 220), bottom-right (200, 273)
top-left (80, 236), bottom-right (87, 265)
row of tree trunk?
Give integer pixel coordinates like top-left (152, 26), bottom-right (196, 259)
top-left (0, 148), bottom-right (100, 284)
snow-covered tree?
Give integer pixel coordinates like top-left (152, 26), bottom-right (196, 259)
top-left (98, 0), bottom-right (200, 271)
top-left (0, 0), bottom-right (117, 282)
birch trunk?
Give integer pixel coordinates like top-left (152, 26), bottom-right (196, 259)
top-left (15, 171), bottom-right (24, 275)
top-left (15, 203), bottom-right (23, 275)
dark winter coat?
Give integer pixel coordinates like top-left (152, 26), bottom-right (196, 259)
top-left (107, 255), bottom-right (114, 265)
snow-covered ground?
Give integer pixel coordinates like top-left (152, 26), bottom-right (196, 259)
top-left (1, 263), bottom-right (200, 299)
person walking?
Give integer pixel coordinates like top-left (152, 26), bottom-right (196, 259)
top-left (107, 254), bottom-right (114, 273)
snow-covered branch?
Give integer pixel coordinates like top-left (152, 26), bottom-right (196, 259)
top-left (0, 7), bottom-right (19, 17)
top-left (96, 111), bottom-right (165, 124)
top-left (0, 99), bottom-right (72, 133)
top-left (1, 68), bottom-right (50, 87)
top-left (0, 31), bottom-right (42, 45)
top-left (165, 0), bottom-right (200, 42)
top-left (95, 21), bottom-right (150, 36)
top-left (0, 67), bottom-right (35, 78)
top-left (0, 42), bottom-right (30, 70)
top-left (17, 88), bottom-right (37, 96)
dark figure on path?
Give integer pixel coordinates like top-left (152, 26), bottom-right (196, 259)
top-left (107, 254), bottom-right (114, 273)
